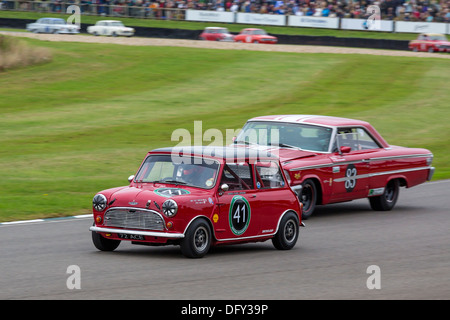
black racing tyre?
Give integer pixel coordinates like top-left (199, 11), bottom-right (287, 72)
top-left (299, 179), bottom-right (317, 220)
top-left (369, 179), bottom-right (400, 211)
top-left (92, 227), bottom-right (121, 251)
top-left (272, 212), bottom-right (299, 250)
top-left (180, 218), bottom-right (212, 258)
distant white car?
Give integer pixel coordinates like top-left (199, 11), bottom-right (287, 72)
top-left (87, 20), bottom-right (135, 37)
top-left (26, 18), bottom-right (80, 34)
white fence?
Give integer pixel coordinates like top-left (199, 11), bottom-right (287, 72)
top-left (185, 10), bottom-right (450, 34)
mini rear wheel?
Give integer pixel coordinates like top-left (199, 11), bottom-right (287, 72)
top-left (272, 212), bottom-right (299, 250)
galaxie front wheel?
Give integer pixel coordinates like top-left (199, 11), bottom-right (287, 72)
top-left (369, 179), bottom-right (399, 211)
top-left (299, 179), bottom-right (317, 220)
top-left (180, 219), bottom-right (212, 258)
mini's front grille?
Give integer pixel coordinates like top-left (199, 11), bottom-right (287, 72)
top-left (104, 208), bottom-right (164, 231)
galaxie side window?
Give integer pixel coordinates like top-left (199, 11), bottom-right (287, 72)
top-left (335, 127), bottom-right (380, 151)
top-left (255, 161), bottom-right (285, 189)
top-left (220, 162), bottom-right (254, 190)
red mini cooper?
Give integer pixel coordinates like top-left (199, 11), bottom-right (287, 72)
top-left (90, 146), bottom-right (303, 258)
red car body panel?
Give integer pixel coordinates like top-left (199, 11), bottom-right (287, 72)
top-left (199, 27), bottom-right (234, 42)
top-left (234, 28), bottom-right (278, 44)
top-left (235, 115), bottom-right (434, 215)
top-left (90, 147), bottom-right (302, 249)
top-left (408, 33), bottom-right (450, 52)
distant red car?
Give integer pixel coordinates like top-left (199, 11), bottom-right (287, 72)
top-left (409, 33), bottom-right (450, 53)
top-left (234, 28), bottom-right (278, 44)
top-left (90, 146), bottom-right (303, 258)
top-left (234, 115), bottom-right (435, 219)
top-left (198, 27), bottom-right (234, 41)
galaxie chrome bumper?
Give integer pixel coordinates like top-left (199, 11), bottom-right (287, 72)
top-left (428, 167), bottom-right (435, 181)
top-left (90, 226), bottom-right (185, 239)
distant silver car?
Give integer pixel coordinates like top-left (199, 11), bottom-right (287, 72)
top-left (26, 18), bottom-right (80, 34)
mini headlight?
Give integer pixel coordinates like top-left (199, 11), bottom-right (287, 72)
top-left (93, 194), bottom-right (107, 212)
top-left (162, 199), bottom-right (178, 217)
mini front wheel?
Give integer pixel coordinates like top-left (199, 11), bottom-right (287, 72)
top-left (180, 219), bottom-right (212, 258)
top-left (92, 228), bottom-right (121, 251)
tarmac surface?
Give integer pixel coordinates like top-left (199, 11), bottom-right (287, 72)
top-left (1, 180), bottom-right (449, 300)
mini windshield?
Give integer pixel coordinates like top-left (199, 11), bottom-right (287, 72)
top-left (135, 155), bottom-right (220, 189)
top-left (235, 121), bottom-right (333, 152)
top-left (216, 28), bottom-right (229, 33)
top-left (428, 35), bottom-right (447, 41)
top-left (252, 29), bottom-right (267, 35)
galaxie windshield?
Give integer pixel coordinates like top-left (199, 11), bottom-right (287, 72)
top-left (235, 121), bottom-right (333, 152)
top-left (135, 155), bottom-right (220, 189)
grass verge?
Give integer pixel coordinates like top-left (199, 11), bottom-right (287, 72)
top-left (0, 37), bottom-right (448, 221)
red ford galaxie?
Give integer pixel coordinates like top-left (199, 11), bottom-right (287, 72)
top-left (234, 115), bottom-right (434, 219)
top-left (90, 146), bottom-right (303, 258)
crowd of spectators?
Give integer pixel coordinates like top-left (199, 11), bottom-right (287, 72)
top-left (4, 0), bottom-right (450, 22)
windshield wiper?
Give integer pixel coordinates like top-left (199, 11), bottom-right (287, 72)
top-left (152, 180), bottom-right (187, 185)
top-left (269, 142), bottom-right (302, 150)
top-left (233, 140), bottom-right (258, 146)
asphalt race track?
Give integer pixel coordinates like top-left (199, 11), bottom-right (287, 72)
top-left (0, 179), bottom-right (449, 300)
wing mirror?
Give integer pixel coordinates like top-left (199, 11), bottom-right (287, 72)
top-left (128, 175), bottom-right (135, 183)
top-left (340, 146), bottom-right (351, 154)
top-left (220, 184), bottom-right (229, 192)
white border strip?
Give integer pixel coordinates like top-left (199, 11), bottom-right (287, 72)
top-left (0, 214), bottom-right (93, 226)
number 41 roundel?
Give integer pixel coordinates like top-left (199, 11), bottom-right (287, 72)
top-left (229, 196), bottom-right (251, 235)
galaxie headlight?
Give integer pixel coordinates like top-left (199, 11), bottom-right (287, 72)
top-left (93, 194), bottom-right (107, 212)
top-left (162, 199), bottom-right (178, 217)
top-left (283, 170), bottom-right (291, 185)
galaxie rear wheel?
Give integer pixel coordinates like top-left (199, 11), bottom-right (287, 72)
top-left (369, 179), bottom-right (399, 211)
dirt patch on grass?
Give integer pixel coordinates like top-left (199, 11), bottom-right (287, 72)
top-left (0, 34), bottom-right (52, 71)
